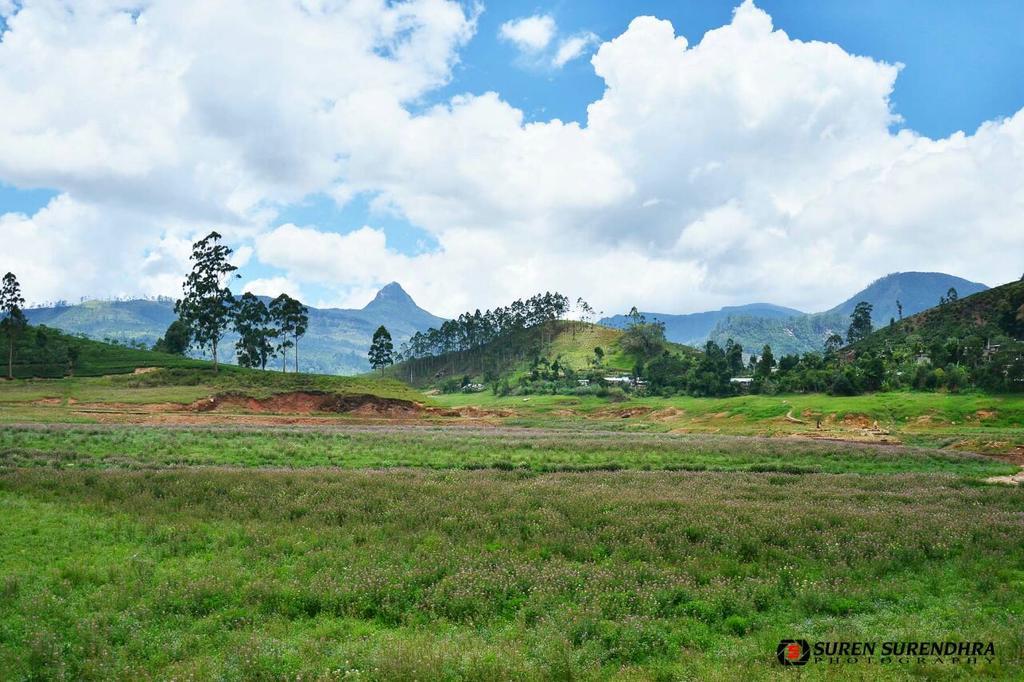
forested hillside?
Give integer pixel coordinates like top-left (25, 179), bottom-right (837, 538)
top-left (848, 277), bottom-right (1024, 391)
top-left (709, 272), bottom-right (988, 355)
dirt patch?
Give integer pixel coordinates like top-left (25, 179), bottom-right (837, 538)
top-left (609, 407), bottom-right (654, 419)
top-left (32, 398), bottom-right (63, 406)
top-left (798, 433), bottom-right (899, 445)
top-left (63, 401), bottom-right (186, 413)
top-left (985, 467), bottom-right (1024, 486)
top-left (650, 407), bottom-right (684, 421)
top-left (132, 367), bottom-right (159, 375)
top-left (431, 405), bottom-right (515, 418)
top-left (841, 413), bottom-right (873, 429)
top-left (973, 409), bottom-right (998, 421)
top-left (188, 391), bottom-right (423, 417)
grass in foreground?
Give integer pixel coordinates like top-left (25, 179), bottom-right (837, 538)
top-left (0, 426), bottom-right (1017, 476)
top-left (0, 468), bottom-right (1022, 680)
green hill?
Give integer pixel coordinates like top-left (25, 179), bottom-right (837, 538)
top-left (24, 283), bottom-right (444, 375)
top-left (389, 320), bottom-right (697, 392)
top-left (2, 323), bottom-right (426, 407)
top-left (4, 324), bottom-right (207, 378)
top-left (850, 277), bottom-right (1024, 392)
top-left (709, 272), bottom-right (989, 355)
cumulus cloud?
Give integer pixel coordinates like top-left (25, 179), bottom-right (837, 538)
top-left (499, 13), bottom-right (597, 69)
top-left (304, 0), bottom-right (1022, 314)
top-left (0, 0), bottom-right (476, 303)
top-left (243, 276), bottom-right (303, 301)
top-left (498, 14), bottom-right (556, 53)
top-left (552, 32), bottom-right (601, 68)
top-left (2, 0), bottom-right (1023, 319)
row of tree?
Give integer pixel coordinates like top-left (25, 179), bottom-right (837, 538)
top-left (394, 292), bottom-right (572, 381)
top-left (167, 232), bottom-right (310, 372)
top-left (399, 292), bottom-right (572, 360)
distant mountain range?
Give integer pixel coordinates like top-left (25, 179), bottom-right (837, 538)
top-left (25, 272), bottom-right (990, 374)
top-left (25, 282), bottom-right (444, 375)
top-left (602, 272), bottom-right (989, 356)
top-left (600, 303), bottom-right (804, 346)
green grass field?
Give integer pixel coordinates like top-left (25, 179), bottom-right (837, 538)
top-left (2, 369), bottom-right (1023, 679)
top-left (1, 465), bottom-right (1022, 680)
top-left (0, 426), bottom-right (1016, 477)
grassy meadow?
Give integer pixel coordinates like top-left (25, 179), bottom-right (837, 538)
top-left (1, 467), bottom-right (1023, 680)
top-left (1, 370), bottom-right (1023, 679)
top-left (0, 425), bottom-right (1017, 477)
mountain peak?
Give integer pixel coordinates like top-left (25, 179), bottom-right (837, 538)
top-left (364, 282), bottom-right (416, 310)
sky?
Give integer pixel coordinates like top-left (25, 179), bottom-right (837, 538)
top-left (1, 0), bottom-right (1022, 317)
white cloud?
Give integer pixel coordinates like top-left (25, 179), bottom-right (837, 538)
top-left (0, 194), bottom-right (215, 303)
top-left (499, 14), bottom-right (556, 53)
top-left (552, 32), bottom-right (600, 68)
top-left (243, 276), bottom-right (303, 301)
top-left (313, 1), bottom-right (1023, 315)
top-left (0, 0), bottom-right (476, 304)
top-left (3, 0), bottom-right (1023, 321)
top-left (499, 14), bottom-right (598, 69)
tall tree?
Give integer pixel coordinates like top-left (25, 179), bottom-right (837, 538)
top-left (755, 344), bottom-right (776, 379)
top-left (621, 306), bottom-right (666, 358)
top-left (824, 333), bottom-right (844, 356)
top-left (368, 325), bottom-right (395, 373)
top-left (152, 319), bottom-right (191, 355)
top-left (1, 272), bottom-right (26, 379)
top-left (896, 299), bottom-right (903, 321)
top-left (725, 338), bottom-right (744, 376)
top-left (233, 293), bottom-right (276, 370)
top-left (175, 232), bottom-right (238, 371)
top-left (269, 294), bottom-right (308, 373)
top-left (846, 301), bottom-right (874, 345)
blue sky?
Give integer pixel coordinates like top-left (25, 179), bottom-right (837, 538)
top-left (259, 1), bottom-right (1024, 306)
top-left (439, 0), bottom-right (1024, 137)
top-left (1, 0), bottom-right (1022, 315)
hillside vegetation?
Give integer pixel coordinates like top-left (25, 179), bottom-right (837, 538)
top-left (391, 319), bottom-right (697, 394)
top-left (709, 272), bottom-right (989, 355)
top-left (1, 324), bottom-right (424, 410)
top-left (849, 278), bottom-right (1024, 392)
top-left (6, 324), bottom-right (206, 378)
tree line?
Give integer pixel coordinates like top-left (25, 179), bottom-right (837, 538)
top-left (394, 292), bottom-right (571, 381)
top-left (162, 232), bottom-right (310, 372)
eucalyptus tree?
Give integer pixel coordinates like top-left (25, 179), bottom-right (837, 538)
top-left (1, 272), bottom-right (26, 379)
top-left (233, 293), bottom-right (276, 370)
top-left (846, 301), bottom-right (874, 345)
top-left (269, 294), bottom-right (309, 373)
top-left (175, 232), bottom-right (239, 371)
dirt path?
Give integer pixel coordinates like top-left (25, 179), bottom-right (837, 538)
top-left (784, 409), bottom-right (806, 424)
